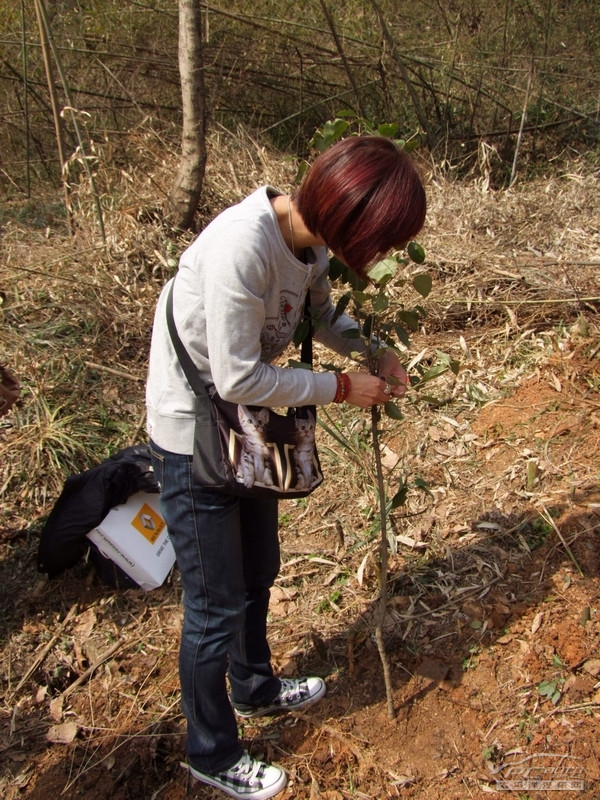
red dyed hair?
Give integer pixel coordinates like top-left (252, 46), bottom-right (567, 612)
top-left (294, 136), bottom-right (426, 275)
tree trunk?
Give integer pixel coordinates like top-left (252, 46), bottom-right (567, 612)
top-left (165, 0), bottom-right (207, 231)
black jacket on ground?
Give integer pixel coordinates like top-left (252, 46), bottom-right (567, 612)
top-left (37, 445), bottom-right (159, 585)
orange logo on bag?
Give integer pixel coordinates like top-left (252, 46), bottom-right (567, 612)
top-left (131, 503), bottom-right (165, 544)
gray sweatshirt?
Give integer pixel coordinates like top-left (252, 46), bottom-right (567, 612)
top-left (146, 186), bottom-right (365, 455)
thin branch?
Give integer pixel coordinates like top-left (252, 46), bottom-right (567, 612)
top-left (510, 56), bottom-right (535, 187)
top-left (537, 504), bottom-right (584, 577)
top-left (367, 0), bottom-right (434, 148)
top-left (60, 639), bottom-right (125, 699)
top-left (318, 0), bottom-right (367, 118)
top-left (11, 603), bottom-right (78, 695)
top-left (85, 361), bottom-right (144, 382)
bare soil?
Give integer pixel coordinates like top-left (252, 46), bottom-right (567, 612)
top-left (1, 142), bottom-right (599, 800)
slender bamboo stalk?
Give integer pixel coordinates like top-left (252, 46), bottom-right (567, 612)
top-left (20, 0), bottom-right (31, 198)
top-left (33, 0), bottom-right (73, 233)
top-left (510, 56), bottom-right (534, 188)
top-left (34, 0), bottom-right (105, 242)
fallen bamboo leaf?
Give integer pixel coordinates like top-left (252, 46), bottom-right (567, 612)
top-left (476, 521), bottom-right (502, 532)
top-left (35, 686), bottom-right (48, 703)
top-left (390, 772), bottom-right (416, 787)
top-left (50, 696), bottom-right (64, 722)
top-left (395, 534), bottom-right (427, 550)
top-left (356, 552), bottom-right (371, 586)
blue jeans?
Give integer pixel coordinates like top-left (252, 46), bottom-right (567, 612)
top-left (149, 440), bottom-right (281, 773)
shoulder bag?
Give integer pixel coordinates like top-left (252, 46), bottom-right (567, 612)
top-left (165, 279), bottom-right (323, 499)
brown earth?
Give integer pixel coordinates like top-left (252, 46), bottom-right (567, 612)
top-left (1, 140), bottom-right (599, 800)
top-left (2, 346), bottom-right (599, 800)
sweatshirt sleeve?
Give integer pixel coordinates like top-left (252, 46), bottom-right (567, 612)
top-left (196, 223), bottom-right (338, 407)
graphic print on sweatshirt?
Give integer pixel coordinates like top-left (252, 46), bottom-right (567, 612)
top-left (260, 291), bottom-right (302, 359)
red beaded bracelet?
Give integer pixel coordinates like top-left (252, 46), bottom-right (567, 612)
top-left (333, 372), bottom-right (351, 403)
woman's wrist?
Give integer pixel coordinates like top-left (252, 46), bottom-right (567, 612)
top-left (333, 372), bottom-right (351, 403)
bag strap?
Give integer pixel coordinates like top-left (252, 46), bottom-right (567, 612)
top-left (165, 278), bottom-right (313, 398)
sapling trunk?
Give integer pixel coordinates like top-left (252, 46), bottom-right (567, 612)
top-left (370, 404), bottom-right (396, 719)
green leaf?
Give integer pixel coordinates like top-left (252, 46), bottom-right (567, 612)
top-left (383, 401), bottom-right (403, 419)
top-left (293, 319), bottom-right (310, 347)
top-left (434, 351), bottom-right (461, 376)
top-left (397, 310), bottom-right (420, 332)
top-left (332, 293), bottom-right (351, 323)
top-left (394, 324), bottom-right (411, 347)
top-left (417, 364), bottom-right (449, 383)
top-left (377, 122), bottom-right (399, 138)
top-left (417, 393), bottom-right (442, 405)
top-left (368, 257), bottom-right (397, 286)
top-left (328, 256), bottom-right (345, 282)
top-left (311, 118), bottom-right (350, 151)
top-left (412, 272), bottom-right (432, 298)
top-left (362, 315), bottom-right (374, 339)
top-left (328, 257), bottom-right (369, 290)
top-left (372, 293), bottom-right (389, 313)
top-left (403, 139), bottom-right (420, 153)
top-left (551, 690), bottom-right (561, 705)
top-left (371, 345), bottom-right (389, 358)
top-left (351, 291), bottom-right (371, 305)
top-left (287, 359), bottom-right (312, 370)
top-left (407, 241), bottom-right (426, 264)
top-left (341, 327), bottom-right (361, 339)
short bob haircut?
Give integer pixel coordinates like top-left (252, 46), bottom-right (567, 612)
top-left (294, 135), bottom-right (426, 276)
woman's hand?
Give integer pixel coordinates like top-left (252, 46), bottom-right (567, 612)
top-left (344, 372), bottom-right (398, 408)
top-left (377, 349), bottom-right (409, 398)
top-left (341, 352), bottom-right (409, 409)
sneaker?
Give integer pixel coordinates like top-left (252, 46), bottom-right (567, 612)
top-left (234, 676), bottom-right (326, 718)
top-left (183, 752), bottom-right (287, 800)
